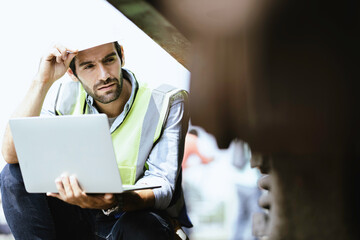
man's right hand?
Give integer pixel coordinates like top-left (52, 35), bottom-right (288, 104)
top-left (36, 44), bottom-right (78, 86)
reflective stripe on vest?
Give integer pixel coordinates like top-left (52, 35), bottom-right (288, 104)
top-left (55, 83), bottom-right (88, 115)
top-left (55, 82), bottom-right (187, 185)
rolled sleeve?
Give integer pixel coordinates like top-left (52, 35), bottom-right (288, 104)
top-left (136, 96), bottom-right (189, 209)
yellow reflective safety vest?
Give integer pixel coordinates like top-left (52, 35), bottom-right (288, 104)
top-left (53, 77), bottom-right (191, 226)
top-left (55, 81), bottom-right (187, 185)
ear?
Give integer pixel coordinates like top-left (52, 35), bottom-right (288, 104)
top-left (119, 45), bottom-right (125, 67)
top-left (67, 68), bottom-right (79, 82)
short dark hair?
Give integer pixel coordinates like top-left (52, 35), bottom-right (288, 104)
top-left (69, 41), bottom-right (122, 77)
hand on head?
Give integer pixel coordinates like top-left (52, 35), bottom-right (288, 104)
top-left (36, 44), bottom-right (78, 86)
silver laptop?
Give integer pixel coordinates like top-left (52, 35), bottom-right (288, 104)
top-left (9, 114), bottom-right (159, 193)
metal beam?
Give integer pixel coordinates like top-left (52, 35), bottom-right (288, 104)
top-left (107, 0), bottom-right (190, 69)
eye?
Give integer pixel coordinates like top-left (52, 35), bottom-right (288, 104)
top-left (104, 57), bottom-right (116, 64)
top-left (84, 64), bottom-right (94, 70)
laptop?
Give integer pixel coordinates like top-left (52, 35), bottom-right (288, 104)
top-left (9, 114), bottom-right (160, 193)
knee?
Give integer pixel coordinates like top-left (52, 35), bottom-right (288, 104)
top-left (1, 164), bottom-right (24, 192)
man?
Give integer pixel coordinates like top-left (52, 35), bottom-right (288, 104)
top-left (0, 41), bottom-right (191, 239)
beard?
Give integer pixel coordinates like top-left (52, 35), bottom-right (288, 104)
top-left (92, 77), bottom-right (123, 104)
top-left (81, 76), bottom-right (123, 104)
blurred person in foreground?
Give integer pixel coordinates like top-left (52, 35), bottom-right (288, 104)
top-left (0, 41), bottom-right (192, 239)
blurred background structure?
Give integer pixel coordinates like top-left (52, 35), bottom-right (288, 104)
top-left (110, 0), bottom-right (360, 239)
top-left (143, 0), bottom-right (359, 239)
top-left (0, 0), bottom-right (262, 239)
top-left (181, 127), bottom-right (261, 239)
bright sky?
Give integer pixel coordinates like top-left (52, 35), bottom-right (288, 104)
top-left (0, 0), bottom-right (190, 168)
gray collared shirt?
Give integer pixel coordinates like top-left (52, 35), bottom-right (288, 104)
top-left (41, 68), bottom-right (188, 210)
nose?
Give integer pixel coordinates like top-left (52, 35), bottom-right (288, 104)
top-left (98, 64), bottom-right (110, 81)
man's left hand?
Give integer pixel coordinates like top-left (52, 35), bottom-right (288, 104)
top-left (46, 175), bottom-right (117, 209)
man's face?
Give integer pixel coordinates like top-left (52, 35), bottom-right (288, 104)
top-left (74, 43), bottom-right (123, 104)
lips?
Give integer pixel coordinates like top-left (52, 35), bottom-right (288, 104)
top-left (98, 83), bottom-right (116, 91)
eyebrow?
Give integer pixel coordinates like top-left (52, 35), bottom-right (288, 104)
top-left (78, 52), bottom-right (117, 67)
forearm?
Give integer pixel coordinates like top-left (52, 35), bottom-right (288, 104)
top-left (2, 79), bottom-right (52, 164)
top-left (122, 189), bottom-right (155, 212)
top-left (2, 45), bottom-right (76, 164)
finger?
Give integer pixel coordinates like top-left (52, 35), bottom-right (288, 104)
top-left (50, 45), bottom-right (63, 64)
top-left (56, 53), bottom-right (63, 63)
top-left (56, 45), bottom-right (68, 61)
top-left (104, 193), bottom-right (114, 200)
top-left (50, 48), bottom-right (62, 64)
top-left (43, 48), bottom-right (61, 63)
top-left (46, 192), bottom-right (61, 199)
top-left (69, 175), bottom-right (84, 198)
top-left (61, 175), bottom-right (74, 198)
top-left (55, 177), bottom-right (66, 198)
top-left (64, 49), bottom-right (78, 67)
top-left (65, 49), bottom-right (78, 55)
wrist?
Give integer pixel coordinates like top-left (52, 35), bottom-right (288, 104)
top-left (102, 194), bottom-right (123, 216)
top-left (102, 205), bottom-right (120, 216)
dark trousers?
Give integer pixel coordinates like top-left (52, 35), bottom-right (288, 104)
top-left (0, 164), bottom-right (174, 240)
